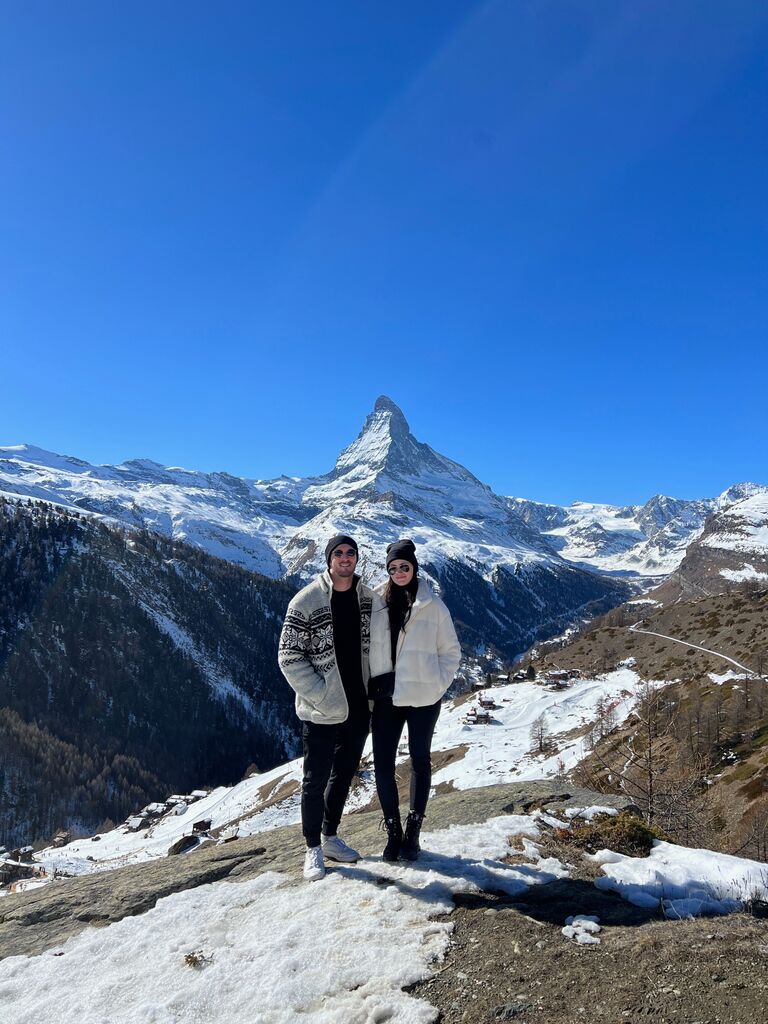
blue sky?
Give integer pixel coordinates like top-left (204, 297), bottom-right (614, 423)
top-left (2, 1), bottom-right (767, 505)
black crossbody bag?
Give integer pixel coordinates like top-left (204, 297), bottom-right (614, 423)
top-left (368, 671), bottom-right (395, 701)
top-left (369, 605), bottom-right (407, 700)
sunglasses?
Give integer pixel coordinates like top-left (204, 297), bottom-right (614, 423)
top-left (388, 563), bottom-right (413, 575)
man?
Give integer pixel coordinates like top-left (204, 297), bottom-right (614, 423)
top-left (278, 534), bottom-right (374, 880)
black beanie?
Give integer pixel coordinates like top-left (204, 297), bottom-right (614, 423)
top-left (386, 538), bottom-right (418, 573)
top-left (325, 534), bottom-right (359, 566)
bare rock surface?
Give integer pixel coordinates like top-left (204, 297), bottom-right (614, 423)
top-left (414, 892), bottom-right (768, 1024)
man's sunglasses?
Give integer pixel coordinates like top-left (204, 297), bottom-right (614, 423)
top-left (388, 563), bottom-right (413, 575)
top-left (331, 549), bottom-right (357, 559)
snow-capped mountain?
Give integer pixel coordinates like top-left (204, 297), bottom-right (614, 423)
top-left (0, 443), bottom-right (301, 577)
top-left (0, 399), bottom-right (629, 659)
top-left (4, 399), bottom-right (762, 653)
top-left (703, 490), bottom-right (768, 572)
top-left (653, 490), bottom-right (768, 600)
top-left (0, 398), bottom-right (552, 581)
top-left (510, 483), bottom-right (767, 579)
top-left (281, 396), bottom-right (555, 578)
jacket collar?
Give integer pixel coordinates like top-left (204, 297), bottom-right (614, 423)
top-left (411, 577), bottom-right (433, 609)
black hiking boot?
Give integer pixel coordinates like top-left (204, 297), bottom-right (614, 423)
top-left (401, 811), bottom-right (424, 861)
top-left (381, 815), bottom-right (403, 861)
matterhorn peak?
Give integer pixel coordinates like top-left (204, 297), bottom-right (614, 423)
top-left (373, 394), bottom-right (407, 418)
top-left (310, 394), bottom-right (492, 515)
top-left (332, 397), bottom-right (414, 476)
top-left (370, 395), bottom-right (410, 439)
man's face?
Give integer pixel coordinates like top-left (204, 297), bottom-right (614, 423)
top-left (329, 544), bottom-right (357, 580)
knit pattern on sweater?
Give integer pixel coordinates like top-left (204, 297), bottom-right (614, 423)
top-left (278, 571), bottom-right (374, 724)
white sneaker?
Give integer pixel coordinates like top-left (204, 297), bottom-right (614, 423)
top-left (303, 846), bottom-right (326, 881)
top-left (321, 834), bottom-right (360, 863)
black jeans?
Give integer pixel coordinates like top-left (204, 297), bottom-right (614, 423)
top-left (372, 698), bottom-right (441, 820)
top-left (301, 711), bottom-right (370, 848)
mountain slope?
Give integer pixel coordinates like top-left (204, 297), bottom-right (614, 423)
top-left (651, 491), bottom-right (768, 602)
top-left (0, 497), bottom-right (299, 848)
top-left (0, 444), bottom-right (308, 577)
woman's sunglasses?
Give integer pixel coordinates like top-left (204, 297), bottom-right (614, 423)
top-left (388, 563), bottom-right (413, 575)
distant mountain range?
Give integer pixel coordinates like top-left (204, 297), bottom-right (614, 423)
top-left (511, 483), bottom-right (766, 579)
top-left (652, 489), bottom-right (768, 602)
top-left (1, 397), bottom-right (765, 656)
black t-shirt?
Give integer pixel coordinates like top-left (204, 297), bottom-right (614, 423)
top-left (330, 585), bottom-right (367, 716)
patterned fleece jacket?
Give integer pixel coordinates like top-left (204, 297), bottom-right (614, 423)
top-left (278, 570), bottom-right (377, 724)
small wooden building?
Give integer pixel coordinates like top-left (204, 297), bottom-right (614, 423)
top-left (464, 707), bottom-right (492, 725)
top-left (546, 670), bottom-right (570, 683)
top-left (125, 816), bottom-right (150, 832)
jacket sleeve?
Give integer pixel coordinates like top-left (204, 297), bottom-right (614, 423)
top-left (436, 600), bottom-right (462, 691)
top-left (278, 602), bottom-right (326, 704)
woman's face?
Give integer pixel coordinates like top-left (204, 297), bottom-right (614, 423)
top-left (387, 560), bottom-right (414, 587)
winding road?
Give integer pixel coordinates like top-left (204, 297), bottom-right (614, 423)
top-left (628, 622), bottom-right (754, 675)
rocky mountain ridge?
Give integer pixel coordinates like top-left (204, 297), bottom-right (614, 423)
top-left (636, 491), bottom-right (768, 604)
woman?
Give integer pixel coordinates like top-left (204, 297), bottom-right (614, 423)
top-left (369, 539), bottom-right (461, 861)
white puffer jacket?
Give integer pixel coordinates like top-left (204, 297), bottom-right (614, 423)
top-left (370, 579), bottom-right (461, 707)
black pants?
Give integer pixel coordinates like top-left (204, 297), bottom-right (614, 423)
top-left (301, 711), bottom-right (370, 848)
top-left (372, 698), bottom-right (441, 820)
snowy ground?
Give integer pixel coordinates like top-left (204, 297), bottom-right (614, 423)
top-left (593, 838), bottom-right (768, 919)
top-left (4, 811), bottom-right (768, 1024)
top-left (5, 667), bottom-right (768, 1022)
top-left (1, 815), bottom-right (562, 1024)
top-left (430, 668), bottom-right (646, 788)
top-left (6, 806), bottom-right (768, 1024)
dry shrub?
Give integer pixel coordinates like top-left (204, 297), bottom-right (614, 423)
top-left (183, 949), bottom-right (213, 969)
top-left (520, 825), bottom-right (605, 881)
top-left (554, 811), bottom-right (667, 857)
top-left (630, 924), bottom-right (665, 952)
